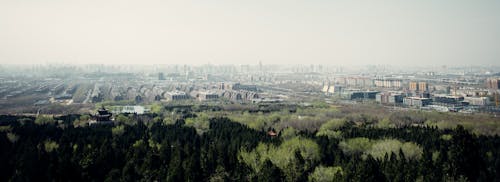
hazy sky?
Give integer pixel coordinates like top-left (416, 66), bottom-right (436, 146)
top-left (1, 0), bottom-right (499, 65)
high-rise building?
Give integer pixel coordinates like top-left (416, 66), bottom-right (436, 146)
top-left (374, 78), bottom-right (401, 88)
top-left (219, 82), bottom-right (225, 90)
top-left (409, 81), bottom-right (428, 92)
top-left (418, 82), bottom-right (428, 92)
top-left (486, 78), bottom-right (500, 89)
top-left (158, 72), bottom-right (165, 80)
top-left (409, 82), bottom-right (418, 91)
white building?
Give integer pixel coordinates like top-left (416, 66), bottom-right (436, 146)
top-left (464, 97), bottom-right (489, 106)
top-left (112, 105), bottom-right (150, 114)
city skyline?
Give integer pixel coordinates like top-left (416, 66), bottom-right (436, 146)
top-left (2, 1), bottom-right (500, 181)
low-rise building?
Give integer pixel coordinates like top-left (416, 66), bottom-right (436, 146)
top-left (376, 92), bottom-right (403, 104)
top-left (322, 84), bottom-right (342, 96)
top-left (342, 91), bottom-right (379, 100)
top-left (374, 78), bottom-right (402, 88)
top-left (252, 98), bottom-right (284, 104)
top-left (197, 91), bottom-right (219, 101)
top-left (464, 97), bottom-right (489, 106)
top-left (164, 91), bottom-right (189, 101)
top-left (112, 105), bottom-right (150, 114)
top-left (432, 95), bottom-right (466, 106)
top-left (229, 83), bottom-right (258, 91)
top-left (221, 90), bottom-right (259, 102)
top-left (403, 97), bottom-right (432, 108)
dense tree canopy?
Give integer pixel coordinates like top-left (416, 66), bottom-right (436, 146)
top-left (0, 113), bottom-right (499, 181)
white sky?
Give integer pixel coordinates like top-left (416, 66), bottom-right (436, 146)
top-left (1, 0), bottom-right (499, 65)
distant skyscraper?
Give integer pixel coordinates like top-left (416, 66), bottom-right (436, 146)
top-left (486, 78), bottom-right (500, 89)
top-left (158, 72), bottom-right (165, 80)
top-left (219, 82), bottom-right (225, 90)
top-left (409, 82), bottom-right (418, 91)
top-left (418, 82), bottom-right (429, 92)
top-left (409, 81), bottom-right (428, 93)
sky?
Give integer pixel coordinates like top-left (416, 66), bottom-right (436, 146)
top-left (1, 0), bottom-right (499, 65)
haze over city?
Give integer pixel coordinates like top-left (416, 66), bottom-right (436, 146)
top-left (2, 1), bottom-right (500, 181)
top-left (1, 0), bottom-right (500, 65)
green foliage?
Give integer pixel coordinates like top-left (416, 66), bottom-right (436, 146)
top-left (162, 117), bottom-right (176, 125)
top-left (316, 130), bottom-right (343, 140)
top-left (184, 113), bottom-right (210, 134)
top-left (132, 140), bottom-right (144, 148)
top-left (1, 112), bottom-right (499, 181)
top-left (73, 115), bottom-right (91, 127)
top-left (111, 125), bottom-right (125, 136)
top-left (366, 139), bottom-right (423, 160)
top-left (432, 151), bottom-right (440, 162)
top-left (311, 101), bottom-right (330, 108)
top-left (239, 143), bottom-right (274, 174)
top-left (239, 137), bottom-right (321, 181)
top-left (228, 107), bottom-right (342, 132)
top-left (80, 115), bottom-right (91, 121)
top-left (316, 119), bottom-right (346, 139)
top-left (150, 103), bottom-right (164, 114)
top-left (421, 112), bottom-right (500, 136)
top-left (319, 119), bottom-right (347, 131)
top-left (35, 115), bottom-right (56, 125)
top-left (208, 166), bottom-right (229, 182)
top-left (151, 116), bottom-right (162, 123)
top-left (280, 127), bottom-right (298, 140)
top-left (115, 114), bottom-right (134, 125)
top-left (229, 111), bottom-right (270, 131)
top-left (147, 139), bottom-right (161, 151)
top-left (43, 140), bottom-right (59, 152)
top-left (441, 134), bottom-right (453, 141)
top-left (272, 137), bottom-right (321, 171)
top-left (365, 139), bottom-right (403, 160)
top-left (308, 166), bottom-right (343, 182)
top-left (258, 159), bottom-right (284, 182)
top-left (376, 118), bottom-right (395, 128)
top-left (339, 137), bottom-right (423, 161)
top-left (6, 132), bottom-right (19, 143)
top-left (400, 142), bottom-right (423, 160)
top-left (425, 120), bottom-right (457, 129)
top-left (0, 125), bottom-right (12, 132)
top-left (388, 112), bottom-right (426, 127)
top-left (339, 137), bottom-right (372, 155)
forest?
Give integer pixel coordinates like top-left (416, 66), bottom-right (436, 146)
top-left (1, 108), bottom-right (500, 182)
